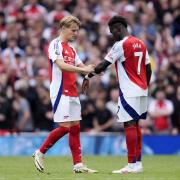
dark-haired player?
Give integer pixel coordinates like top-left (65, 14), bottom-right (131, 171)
top-left (82, 16), bottom-right (152, 174)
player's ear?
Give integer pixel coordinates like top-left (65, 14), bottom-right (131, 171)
top-left (61, 26), bottom-right (67, 31)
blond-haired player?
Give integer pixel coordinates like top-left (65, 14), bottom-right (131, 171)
top-left (33, 15), bottom-right (97, 173)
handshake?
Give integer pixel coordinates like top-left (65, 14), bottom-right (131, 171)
top-left (82, 64), bottom-right (95, 75)
top-left (80, 63), bottom-right (105, 93)
top-left (81, 64), bottom-right (96, 94)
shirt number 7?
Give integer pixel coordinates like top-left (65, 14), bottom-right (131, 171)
top-left (134, 51), bottom-right (143, 75)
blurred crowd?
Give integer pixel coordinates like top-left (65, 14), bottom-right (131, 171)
top-left (0, 0), bottom-right (180, 135)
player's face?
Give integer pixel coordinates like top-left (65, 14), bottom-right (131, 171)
top-left (109, 23), bottom-right (122, 41)
top-left (63, 23), bottom-right (80, 42)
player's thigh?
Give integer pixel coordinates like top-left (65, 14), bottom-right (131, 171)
top-left (140, 96), bottom-right (148, 113)
top-left (117, 96), bottom-right (147, 122)
top-left (69, 97), bottom-right (82, 121)
top-left (51, 95), bottom-right (70, 122)
top-left (51, 95), bottom-right (81, 123)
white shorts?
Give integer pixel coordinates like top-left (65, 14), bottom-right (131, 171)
top-left (117, 95), bottom-right (148, 122)
top-left (51, 95), bottom-right (82, 122)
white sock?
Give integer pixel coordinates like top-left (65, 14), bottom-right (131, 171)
top-left (74, 162), bottom-right (83, 168)
top-left (37, 150), bottom-right (44, 157)
top-left (136, 161), bottom-right (142, 166)
top-left (128, 163), bottom-right (136, 168)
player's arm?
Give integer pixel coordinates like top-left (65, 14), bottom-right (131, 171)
top-left (55, 59), bottom-right (94, 74)
top-left (146, 63), bottom-right (152, 86)
top-left (49, 41), bottom-right (93, 74)
top-left (77, 62), bottom-right (95, 75)
top-left (82, 60), bottom-right (111, 94)
top-left (84, 60), bottom-right (112, 79)
top-left (145, 49), bottom-right (152, 86)
top-left (85, 42), bottom-right (120, 80)
top-left (77, 63), bottom-right (85, 67)
top-left (82, 42), bottom-right (120, 93)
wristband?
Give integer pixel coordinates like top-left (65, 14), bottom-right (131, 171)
top-left (85, 75), bottom-right (90, 80)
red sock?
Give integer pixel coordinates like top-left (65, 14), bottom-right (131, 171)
top-left (69, 124), bottom-right (82, 165)
top-left (40, 126), bottom-right (69, 154)
top-left (136, 125), bottom-right (142, 161)
top-left (125, 126), bottom-right (137, 163)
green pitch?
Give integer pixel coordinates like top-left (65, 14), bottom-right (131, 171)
top-left (0, 156), bottom-right (180, 180)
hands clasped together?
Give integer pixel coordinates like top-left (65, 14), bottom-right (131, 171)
top-left (81, 64), bottom-right (94, 94)
top-left (82, 64), bottom-right (104, 94)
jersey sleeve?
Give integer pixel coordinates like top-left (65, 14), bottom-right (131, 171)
top-left (48, 40), bottom-right (63, 62)
top-left (71, 47), bottom-right (82, 66)
top-left (104, 42), bottom-right (123, 64)
top-left (75, 53), bottom-right (82, 66)
top-left (145, 50), bottom-right (150, 65)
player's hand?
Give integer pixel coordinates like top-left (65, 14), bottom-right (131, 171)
top-left (98, 72), bottom-right (104, 76)
top-left (82, 78), bottom-right (89, 94)
top-left (83, 64), bottom-right (95, 74)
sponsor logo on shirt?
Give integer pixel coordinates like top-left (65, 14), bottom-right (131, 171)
top-left (64, 56), bottom-right (75, 65)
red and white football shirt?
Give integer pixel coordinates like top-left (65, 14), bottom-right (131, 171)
top-left (105, 36), bottom-right (150, 97)
top-left (48, 37), bottom-right (82, 98)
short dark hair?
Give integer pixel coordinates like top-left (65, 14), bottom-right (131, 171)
top-left (108, 16), bottom-right (128, 28)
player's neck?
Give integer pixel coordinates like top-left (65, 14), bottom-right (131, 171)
top-left (59, 34), bottom-right (69, 43)
top-left (120, 29), bottom-right (129, 40)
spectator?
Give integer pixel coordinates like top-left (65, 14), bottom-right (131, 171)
top-left (46, 0), bottom-right (70, 25)
top-left (148, 89), bottom-right (174, 134)
top-left (81, 100), bottom-right (95, 132)
top-left (106, 88), bottom-right (121, 132)
top-left (0, 92), bottom-right (13, 133)
top-left (34, 86), bottom-right (54, 131)
top-left (91, 98), bottom-right (113, 133)
top-left (1, 38), bottom-right (25, 69)
top-left (0, 0), bottom-right (179, 134)
top-left (23, 0), bottom-right (47, 21)
top-left (133, 13), bottom-right (156, 50)
top-left (12, 90), bottom-right (33, 132)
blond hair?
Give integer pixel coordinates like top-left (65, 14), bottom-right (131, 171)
top-left (59, 15), bottom-right (81, 28)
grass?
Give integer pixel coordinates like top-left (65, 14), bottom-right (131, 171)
top-left (0, 156), bottom-right (180, 180)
